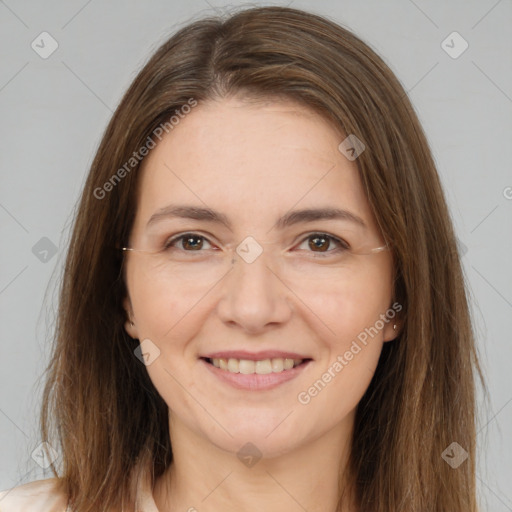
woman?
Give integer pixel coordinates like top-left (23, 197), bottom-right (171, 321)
top-left (0, 5), bottom-right (485, 511)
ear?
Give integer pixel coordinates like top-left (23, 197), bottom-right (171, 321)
top-left (123, 296), bottom-right (139, 339)
top-left (382, 317), bottom-right (401, 343)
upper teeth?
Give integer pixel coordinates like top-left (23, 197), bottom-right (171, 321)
top-left (210, 357), bottom-right (303, 374)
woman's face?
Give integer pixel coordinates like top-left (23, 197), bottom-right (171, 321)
top-left (123, 95), bottom-right (398, 457)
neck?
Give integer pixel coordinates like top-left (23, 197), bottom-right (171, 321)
top-left (153, 411), bottom-right (358, 512)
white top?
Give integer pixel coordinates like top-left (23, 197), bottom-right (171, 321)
top-left (0, 467), bottom-right (160, 512)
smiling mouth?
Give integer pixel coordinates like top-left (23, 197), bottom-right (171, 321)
top-left (201, 357), bottom-right (311, 375)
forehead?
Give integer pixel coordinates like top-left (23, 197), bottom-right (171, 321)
top-left (133, 96), bottom-right (376, 232)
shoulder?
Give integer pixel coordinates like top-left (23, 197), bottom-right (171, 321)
top-left (0, 477), bottom-right (69, 511)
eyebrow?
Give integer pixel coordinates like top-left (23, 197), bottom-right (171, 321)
top-left (146, 205), bottom-right (367, 231)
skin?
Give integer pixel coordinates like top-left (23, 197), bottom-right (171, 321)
top-left (123, 95), bottom-right (400, 512)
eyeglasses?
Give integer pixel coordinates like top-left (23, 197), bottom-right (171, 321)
top-left (120, 231), bottom-right (389, 288)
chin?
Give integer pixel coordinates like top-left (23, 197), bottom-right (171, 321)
top-left (213, 432), bottom-right (301, 461)
top-left (201, 413), bottom-right (309, 460)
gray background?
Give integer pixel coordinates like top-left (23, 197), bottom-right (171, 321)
top-left (0, 0), bottom-right (511, 509)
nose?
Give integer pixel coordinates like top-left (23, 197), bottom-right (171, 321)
top-left (216, 244), bottom-right (292, 333)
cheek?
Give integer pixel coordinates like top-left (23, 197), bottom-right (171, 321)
top-left (301, 264), bottom-right (393, 411)
top-left (297, 285), bottom-right (389, 416)
top-left (299, 344), bottom-right (381, 426)
top-left (305, 261), bottom-right (394, 344)
top-left (128, 264), bottom-right (212, 339)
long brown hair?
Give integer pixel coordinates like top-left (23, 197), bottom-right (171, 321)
top-left (40, 6), bottom-right (486, 511)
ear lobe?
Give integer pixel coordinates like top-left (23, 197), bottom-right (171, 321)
top-left (123, 297), bottom-right (138, 339)
top-left (383, 319), bottom-right (401, 343)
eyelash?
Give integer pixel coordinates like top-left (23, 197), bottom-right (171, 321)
top-left (163, 232), bottom-right (349, 257)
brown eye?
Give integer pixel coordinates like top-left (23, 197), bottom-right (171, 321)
top-left (308, 235), bottom-right (330, 252)
top-left (181, 235), bottom-right (204, 250)
top-left (164, 233), bottom-right (213, 251)
top-left (296, 233), bottom-right (349, 256)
